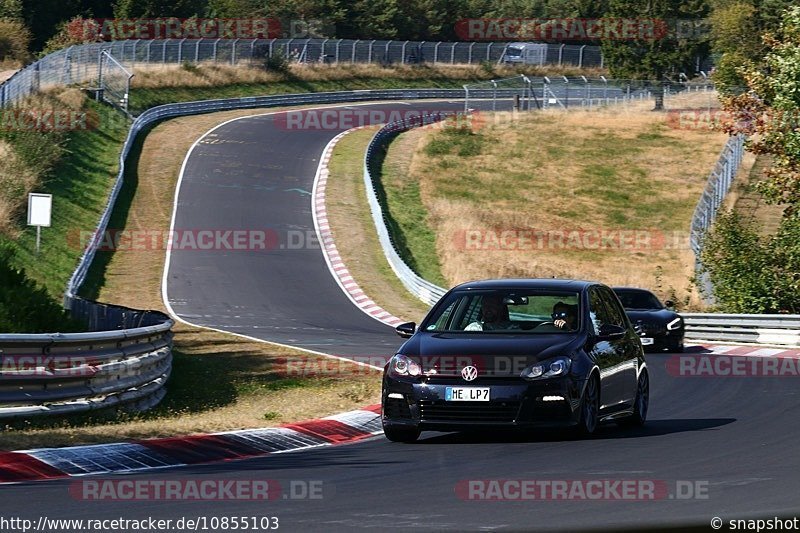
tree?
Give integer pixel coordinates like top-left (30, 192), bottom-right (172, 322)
top-left (701, 211), bottom-right (800, 312)
top-left (0, 0), bottom-right (22, 20)
top-left (720, 6), bottom-right (800, 217)
top-left (0, 17), bottom-right (30, 63)
top-left (600, 0), bottom-right (710, 109)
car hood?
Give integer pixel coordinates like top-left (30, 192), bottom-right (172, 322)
top-left (625, 309), bottom-right (680, 323)
top-left (398, 332), bottom-right (585, 377)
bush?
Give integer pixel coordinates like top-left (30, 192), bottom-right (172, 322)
top-left (263, 50), bottom-right (290, 74)
top-left (0, 243), bottom-right (82, 332)
top-left (0, 18), bottom-right (30, 63)
top-left (701, 210), bottom-right (800, 313)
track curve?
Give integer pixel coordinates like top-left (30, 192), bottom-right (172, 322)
top-left (3, 100), bottom-right (799, 531)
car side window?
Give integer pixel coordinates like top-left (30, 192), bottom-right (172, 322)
top-left (588, 288), bottom-right (613, 335)
top-left (454, 295), bottom-right (482, 330)
top-left (431, 300), bottom-right (458, 330)
top-left (600, 287), bottom-right (627, 327)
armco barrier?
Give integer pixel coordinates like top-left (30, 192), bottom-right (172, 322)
top-left (683, 314), bottom-right (800, 347)
top-left (362, 116), bottom-right (800, 345)
top-left (0, 300), bottom-right (172, 419)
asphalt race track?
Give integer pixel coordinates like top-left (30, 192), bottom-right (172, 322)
top-left (3, 101), bottom-right (799, 531)
top-left (163, 100), bottom-right (496, 357)
top-left (4, 354), bottom-right (800, 531)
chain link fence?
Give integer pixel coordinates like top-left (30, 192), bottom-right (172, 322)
top-left (0, 39), bottom-right (603, 108)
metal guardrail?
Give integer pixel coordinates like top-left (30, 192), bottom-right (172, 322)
top-left (0, 300), bottom-right (173, 419)
top-left (683, 313), bottom-right (800, 347)
top-left (363, 114), bottom-right (451, 306)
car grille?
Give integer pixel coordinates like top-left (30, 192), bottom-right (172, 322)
top-left (419, 400), bottom-right (520, 423)
top-left (384, 397), bottom-right (412, 419)
top-left (637, 321), bottom-right (666, 335)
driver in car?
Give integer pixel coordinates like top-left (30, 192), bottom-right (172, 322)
top-left (464, 295), bottom-right (511, 331)
top-left (552, 302), bottom-right (578, 330)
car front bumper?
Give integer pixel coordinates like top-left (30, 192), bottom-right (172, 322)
top-left (382, 376), bottom-right (587, 431)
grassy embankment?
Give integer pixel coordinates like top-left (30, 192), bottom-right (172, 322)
top-left (327, 94), bottom-right (733, 311)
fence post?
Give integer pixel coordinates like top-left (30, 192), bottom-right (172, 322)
top-left (468, 42), bottom-right (475, 64)
top-left (352, 39), bottom-right (359, 63)
top-left (486, 42), bottom-right (492, 62)
top-left (213, 38), bottom-right (220, 62)
top-left (492, 79), bottom-right (497, 112)
top-left (64, 46), bottom-right (73, 85)
top-left (385, 40), bottom-right (392, 64)
top-left (232, 38), bottom-right (239, 65)
top-left (368, 39), bottom-right (376, 63)
top-left (578, 45), bottom-right (586, 68)
top-left (401, 40), bottom-right (408, 64)
top-left (563, 76), bottom-right (569, 109)
top-left (434, 41), bottom-right (441, 63)
top-left (464, 84), bottom-right (469, 113)
top-left (451, 43), bottom-right (456, 64)
top-left (558, 43), bottom-right (565, 66)
top-left (178, 38), bottom-right (186, 63)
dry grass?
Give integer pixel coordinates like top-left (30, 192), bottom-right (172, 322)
top-left (325, 127), bottom-right (432, 323)
top-left (0, 67), bottom-right (18, 83)
top-left (130, 62), bottom-right (607, 90)
top-left (404, 103), bottom-right (729, 308)
top-left (0, 104), bottom-right (384, 450)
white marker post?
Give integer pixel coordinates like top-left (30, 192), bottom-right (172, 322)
top-left (27, 193), bottom-right (52, 254)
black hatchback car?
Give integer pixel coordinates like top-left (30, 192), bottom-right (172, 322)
top-left (381, 279), bottom-right (648, 442)
top-left (612, 287), bottom-right (685, 353)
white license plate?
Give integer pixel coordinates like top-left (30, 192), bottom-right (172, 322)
top-left (640, 337), bottom-right (654, 345)
top-left (445, 387), bottom-right (490, 401)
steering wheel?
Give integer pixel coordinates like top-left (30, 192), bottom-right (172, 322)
top-left (533, 321), bottom-right (555, 329)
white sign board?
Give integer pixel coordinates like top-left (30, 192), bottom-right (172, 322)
top-left (27, 193), bottom-right (52, 227)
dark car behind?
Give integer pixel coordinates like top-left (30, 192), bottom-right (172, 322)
top-left (612, 287), bottom-right (685, 352)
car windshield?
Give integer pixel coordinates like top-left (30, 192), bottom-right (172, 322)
top-left (505, 47), bottom-right (523, 56)
top-left (615, 290), bottom-right (663, 309)
top-left (422, 290), bottom-right (581, 333)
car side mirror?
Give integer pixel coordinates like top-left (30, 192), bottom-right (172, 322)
top-left (598, 324), bottom-right (626, 340)
top-left (395, 322), bottom-right (416, 338)
top-left (664, 300), bottom-right (675, 309)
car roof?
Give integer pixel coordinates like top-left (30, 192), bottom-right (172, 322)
top-left (451, 278), bottom-right (597, 292)
top-left (612, 286), bottom-right (655, 293)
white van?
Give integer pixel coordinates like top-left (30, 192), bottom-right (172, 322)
top-left (501, 42), bottom-right (548, 65)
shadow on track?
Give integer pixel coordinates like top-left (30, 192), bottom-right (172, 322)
top-left (415, 417), bottom-right (736, 444)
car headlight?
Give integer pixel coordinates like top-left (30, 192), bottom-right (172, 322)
top-left (389, 354), bottom-right (421, 377)
top-left (666, 317), bottom-right (683, 331)
top-left (520, 356), bottom-right (571, 380)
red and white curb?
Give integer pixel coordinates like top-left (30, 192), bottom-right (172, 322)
top-left (312, 128), bottom-right (403, 327)
top-left (0, 405), bottom-right (382, 484)
top-left (690, 344), bottom-right (800, 358)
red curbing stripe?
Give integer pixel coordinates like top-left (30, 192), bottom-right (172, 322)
top-left (139, 434), bottom-right (265, 465)
top-left (286, 419), bottom-right (373, 443)
top-left (0, 452), bottom-right (68, 482)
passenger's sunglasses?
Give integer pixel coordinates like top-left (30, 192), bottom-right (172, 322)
top-left (552, 311), bottom-right (569, 319)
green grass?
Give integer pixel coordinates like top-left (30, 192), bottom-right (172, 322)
top-left (7, 102), bottom-right (130, 302)
top-left (375, 130), bottom-right (447, 287)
